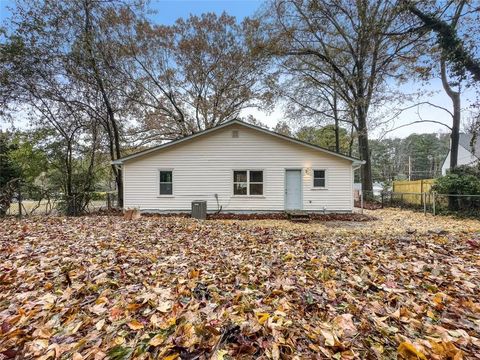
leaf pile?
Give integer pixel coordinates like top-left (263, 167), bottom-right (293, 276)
top-left (1, 209), bottom-right (480, 359)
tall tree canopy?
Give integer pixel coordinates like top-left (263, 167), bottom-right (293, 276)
top-left (116, 12), bottom-right (274, 142)
top-left (370, 133), bottom-right (449, 182)
top-left (296, 125), bottom-right (351, 155)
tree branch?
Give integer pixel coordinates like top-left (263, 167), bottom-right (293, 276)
top-left (406, 0), bottom-right (480, 81)
top-left (383, 120), bottom-right (452, 136)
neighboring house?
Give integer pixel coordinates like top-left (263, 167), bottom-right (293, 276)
top-left (442, 133), bottom-right (480, 175)
top-left (353, 182), bottom-right (386, 197)
top-left (112, 119), bottom-right (364, 213)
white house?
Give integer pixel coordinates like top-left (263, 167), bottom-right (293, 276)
top-left (113, 120), bottom-right (364, 213)
top-left (442, 133), bottom-right (480, 175)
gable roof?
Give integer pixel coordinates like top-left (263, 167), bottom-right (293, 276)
top-left (112, 119), bottom-right (365, 166)
top-left (459, 133), bottom-right (480, 158)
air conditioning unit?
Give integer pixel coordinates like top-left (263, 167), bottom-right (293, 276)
top-left (191, 200), bottom-right (207, 220)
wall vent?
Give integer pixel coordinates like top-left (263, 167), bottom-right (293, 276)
top-left (232, 130), bottom-right (239, 138)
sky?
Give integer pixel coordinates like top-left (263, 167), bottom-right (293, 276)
top-left (0, 0), bottom-right (476, 139)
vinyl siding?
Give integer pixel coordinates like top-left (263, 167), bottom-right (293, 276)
top-left (442, 146), bottom-right (479, 175)
top-left (123, 124), bottom-right (355, 212)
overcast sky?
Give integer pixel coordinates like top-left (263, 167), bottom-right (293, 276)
top-left (1, 0), bottom-right (477, 139)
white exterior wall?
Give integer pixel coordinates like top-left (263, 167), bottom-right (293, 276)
top-left (442, 146), bottom-right (479, 175)
top-left (123, 124), bottom-right (354, 212)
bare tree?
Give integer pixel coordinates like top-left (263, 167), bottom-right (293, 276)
top-left (258, 0), bottom-right (421, 191)
top-left (116, 12), bottom-right (274, 142)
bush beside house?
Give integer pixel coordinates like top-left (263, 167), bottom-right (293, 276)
top-left (433, 165), bottom-right (480, 195)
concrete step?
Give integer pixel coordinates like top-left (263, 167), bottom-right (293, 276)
top-left (286, 211), bottom-right (311, 222)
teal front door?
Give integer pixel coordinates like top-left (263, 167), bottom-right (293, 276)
top-left (285, 169), bottom-right (302, 210)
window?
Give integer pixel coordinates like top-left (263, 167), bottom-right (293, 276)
top-left (249, 171), bottom-right (263, 195)
top-left (159, 170), bottom-right (173, 195)
top-left (313, 169), bottom-right (326, 188)
top-left (233, 170), bottom-right (263, 196)
top-left (233, 171), bottom-right (247, 195)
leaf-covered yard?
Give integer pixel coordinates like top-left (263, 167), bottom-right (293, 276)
top-left (1, 210), bottom-right (480, 359)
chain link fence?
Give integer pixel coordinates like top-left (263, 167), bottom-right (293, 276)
top-left (5, 191), bottom-right (119, 217)
top-left (356, 190), bottom-right (480, 217)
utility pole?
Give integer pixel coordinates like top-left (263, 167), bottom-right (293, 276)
top-left (408, 156), bottom-right (411, 181)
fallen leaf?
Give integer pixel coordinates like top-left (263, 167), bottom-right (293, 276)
top-left (398, 341), bottom-right (427, 360)
top-left (127, 320), bottom-right (144, 330)
top-left (148, 334), bottom-right (164, 346)
top-left (95, 319), bottom-right (105, 331)
top-left (256, 312), bottom-right (270, 325)
top-left (321, 329), bottom-right (336, 347)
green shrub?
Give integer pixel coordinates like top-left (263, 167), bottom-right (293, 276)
top-left (433, 166), bottom-right (480, 195)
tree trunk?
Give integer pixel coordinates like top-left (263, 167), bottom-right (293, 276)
top-left (333, 75), bottom-right (340, 153)
top-left (110, 115), bottom-right (124, 208)
top-left (449, 96), bottom-right (461, 170)
top-left (116, 168), bottom-right (123, 208)
top-left (333, 91), bottom-right (340, 153)
top-left (348, 123), bottom-right (355, 157)
top-left (357, 108), bottom-right (373, 192)
top-left (440, 57), bottom-right (461, 211)
top-left (440, 58), bottom-right (461, 171)
top-left (65, 141), bottom-right (76, 216)
top-left (334, 118), bottom-right (340, 153)
top-left (83, 0), bottom-right (123, 208)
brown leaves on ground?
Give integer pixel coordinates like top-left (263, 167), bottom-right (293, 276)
top-left (0, 209), bottom-right (479, 359)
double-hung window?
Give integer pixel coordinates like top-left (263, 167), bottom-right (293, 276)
top-left (159, 170), bottom-right (173, 195)
top-left (313, 169), bottom-right (326, 188)
top-left (233, 170), bottom-right (263, 196)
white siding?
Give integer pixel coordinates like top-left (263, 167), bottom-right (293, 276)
top-left (123, 124), bottom-right (355, 212)
top-left (442, 146), bottom-right (479, 175)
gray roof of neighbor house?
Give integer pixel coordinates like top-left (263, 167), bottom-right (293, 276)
top-left (459, 133), bottom-right (480, 158)
top-left (112, 119), bottom-right (365, 166)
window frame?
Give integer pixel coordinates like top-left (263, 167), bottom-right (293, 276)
top-left (312, 169), bottom-right (327, 189)
top-left (232, 169), bottom-right (264, 197)
top-left (158, 168), bottom-right (174, 197)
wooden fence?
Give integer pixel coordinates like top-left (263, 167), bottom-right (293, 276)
top-left (392, 179), bottom-right (435, 205)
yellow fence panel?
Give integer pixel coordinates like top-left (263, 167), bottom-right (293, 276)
top-left (392, 179), bottom-right (435, 205)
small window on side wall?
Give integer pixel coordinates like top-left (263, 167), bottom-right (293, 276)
top-left (313, 169), bottom-right (326, 188)
top-left (159, 170), bottom-right (173, 195)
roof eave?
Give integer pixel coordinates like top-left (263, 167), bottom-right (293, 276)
top-left (352, 160), bottom-right (365, 170)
